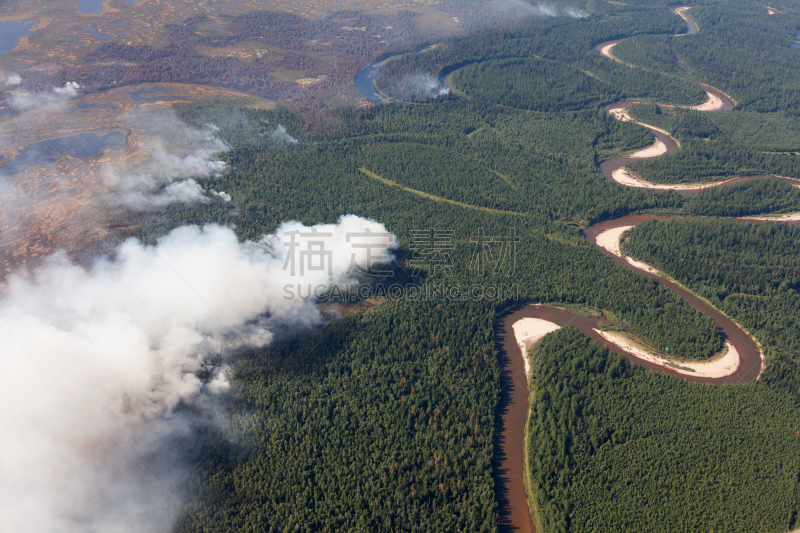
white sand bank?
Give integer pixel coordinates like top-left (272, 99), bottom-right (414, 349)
top-left (630, 139), bottom-right (668, 158)
top-left (609, 107), bottom-right (681, 147)
top-left (512, 317), bottom-right (562, 383)
top-left (626, 257), bottom-right (662, 275)
top-left (599, 42), bottom-right (620, 62)
top-left (594, 226), bottom-right (766, 380)
top-left (742, 212), bottom-right (800, 221)
top-left (685, 90), bottom-right (724, 111)
top-left (596, 330), bottom-right (741, 379)
top-left (595, 225), bottom-right (632, 257)
top-left (774, 176), bottom-right (800, 188)
top-left (611, 168), bottom-right (717, 190)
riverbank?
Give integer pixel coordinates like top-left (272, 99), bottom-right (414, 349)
top-left (587, 216), bottom-right (765, 381)
top-left (511, 316), bottom-right (561, 383)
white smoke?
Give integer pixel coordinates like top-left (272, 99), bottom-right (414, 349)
top-left (480, 0), bottom-right (590, 19)
top-left (270, 124), bottom-right (299, 145)
top-left (119, 178), bottom-right (212, 207)
top-left (393, 74), bottom-right (450, 101)
top-left (208, 189), bottom-right (231, 202)
top-left (3, 73), bottom-right (21, 86)
top-left (105, 110), bottom-right (230, 209)
top-left (11, 81), bottom-right (81, 111)
top-left (531, 2), bottom-right (558, 16)
top-left (562, 5), bottom-right (589, 18)
top-left (0, 215), bottom-right (398, 532)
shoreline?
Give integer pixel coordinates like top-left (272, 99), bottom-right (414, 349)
top-left (741, 212), bottom-right (800, 222)
top-left (591, 220), bottom-right (766, 380)
top-left (595, 330), bottom-right (741, 379)
top-left (511, 316), bottom-right (562, 384)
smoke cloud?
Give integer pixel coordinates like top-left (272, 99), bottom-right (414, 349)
top-left (270, 124), bottom-right (299, 145)
top-left (0, 215), bottom-right (398, 532)
top-left (11, 81), bottom-right (81, 111)
top-left (562, 5), bottom-right (590, 18)
top-left (105, 109), bottom-right (230, 209)
top-left (392, 73), bottom-right (450, 102)
top-left (208, 189), bottom-right (231, 202)
top-left (3, 73), bottom-right (21, 86)
top-left (442, 0), bottom-right (590, 29)
top-left (524, 2), bottom-right (590, 18)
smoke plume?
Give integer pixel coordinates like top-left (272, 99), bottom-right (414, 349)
top-left (3, 73), bottom-right (21, 86)
top-left (442, 0), bottom-right (590, 29)
top-left (562, 5), bottom-right (590, 18)
top-left (0, 216), bottom-right (397, 532)
top-left (11, 81), bottom-right (81, 111)
top-left (270, 124), bottom-right (299, 145)
top-left (392, 73), bottom-right (450, 101)
top-left (105, 109), bottom-right (230, 208)
top-left (208, 189), bottom-right (231, 202)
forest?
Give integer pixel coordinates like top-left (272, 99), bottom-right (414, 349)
top-left (86, 0), bottom-right (800, 530)
top-left (147, 92), bottom-right (800, 530)
top-left (622, 218), bottom-right (800, 394)
top-left (626, 104), bottom-right (800, 183)
top-left (528, 327), bottom-right (800, 533)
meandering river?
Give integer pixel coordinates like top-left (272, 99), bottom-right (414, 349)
top-left (493, 210), bottom-right (768, 531)
top-left (353, 8), bottom-right (794, 531)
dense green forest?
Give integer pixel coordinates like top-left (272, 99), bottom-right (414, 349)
top-left (622, 218), bottom-right (800, 394)
top-left (684, 178), bottom-right (800, 217)
top-left (109, 0), bottom-right (800, 530)
top-left (450, 58), bottom-right (618, 112)
top-left (626, 104), bottom-right (800, 183)
top-left (157, 85), bottom-right (800, 528)
top-left (612, 1), bottom-right (800, 114)
top-left (176, 300), bottom-right (502, 532)
top-left (528, 328), bottom-right (800, 533)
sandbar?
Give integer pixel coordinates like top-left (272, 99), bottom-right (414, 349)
top-left (595, 225), bottom-right (632, 257)
top-left (596, 330), bottom-right (741, 378)
top-left (610, 168), bottom-right (719, 190)
top-left (599, 42), bottom-right (620, 62)
top-left (512, 316), bottom-right (562, 383)
top-left (742, 212), bottom-right (800, 222)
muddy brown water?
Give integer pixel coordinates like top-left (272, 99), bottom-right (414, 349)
top-left (599, 102), bottom-right (681, 185)
top-left (494, 37), bottom-right (770, 533)
top-left (494, 214), bottom-right (766, 532)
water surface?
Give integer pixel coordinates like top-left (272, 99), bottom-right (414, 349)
top-left (76, 0), bottom-right (104, 14)
top-left (127, 86), bottom-right (188, 102)
top-left (0, 132), bottom-right (124, 175)
top-left (354, 57), bottom-right (397, 103)
top-left (82, 24), bottom-right (114, 41)
top-left (0, 21), bottom-right (33, 54)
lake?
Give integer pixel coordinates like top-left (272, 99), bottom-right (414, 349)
top-left (0, 21), bottom-right (33, 54)
top-left (0, 132), bottom-right (124, 175)
top-left (76, 0), bottom-right (104, 15)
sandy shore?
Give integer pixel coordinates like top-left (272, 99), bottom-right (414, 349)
top-left (611, 167), bottom-right (719, 190)
top-left (684, 89), bottom-right (724, 111)
top-left (774, 175), bottom-right (800, 188)
top-left (594, 224), bottom-right (767, 378)
top-left (742, 212), bottom-right (800, 221)
top-left (512, 316), bottom-right (562, 383)
top-left (609, 106), bottom-right (681, 146)
top-left (630, 139), bottom-right (668, 158)
top-left (595, 225), bottom-right (632, 257)
top-left (673, 7), bottom-right (697, 32)
top-left (599, 42), bottom-right (620, 62)
top-left (626, 257), bottom-right (662, 275)
top-left (596, 330), bottom-right (741, 378)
